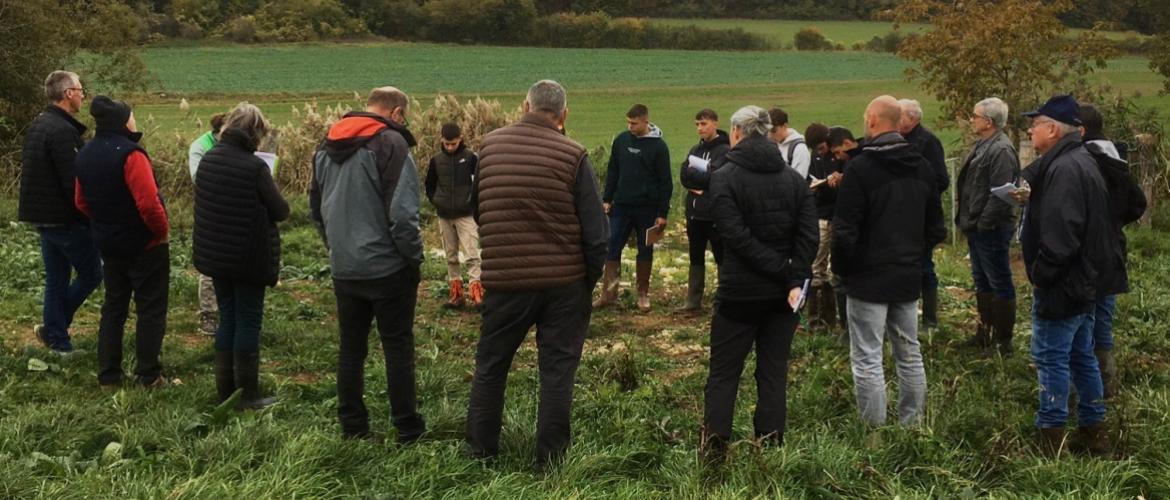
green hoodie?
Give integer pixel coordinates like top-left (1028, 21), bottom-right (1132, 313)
top-left (603, 124), bottom-right (672, 217)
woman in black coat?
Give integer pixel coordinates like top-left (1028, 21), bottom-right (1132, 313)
top-left (699, 105), bottom-right (819, 464)
top-left (193, 103), bottom-right (289, 410)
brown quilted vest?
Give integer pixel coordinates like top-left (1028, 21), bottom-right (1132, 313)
top-left (477, 113), bottom-right (587, 291)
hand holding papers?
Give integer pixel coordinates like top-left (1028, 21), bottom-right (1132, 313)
top-left (809, 176), bottom-right (827, 190)
top-left (991, 181), bottom-right (1030, 206)
top-left (687, 155), bottom-right (710, 173)
top-left (645, 225), bottom-right (665, 246)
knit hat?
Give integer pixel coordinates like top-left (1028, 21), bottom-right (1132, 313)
top-left (90, 95), bottom-right (132, 131)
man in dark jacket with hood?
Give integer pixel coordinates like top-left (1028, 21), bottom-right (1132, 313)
top-left (833, 96), bottom-right (946, 427)
top-left (311, 86), bottom-right (427, 443)
top-left (899, 98), bottom-right (949, 330)
top-left (424, 122), bottom-right (482, 309)
top-left (74, 96), bottom-right (170, 388)
top-left (701, 105), bottom-right (818, 463)
top-left (595, 104), bottom-right (672, 312)
top-left (1019, 95), bottom-right (1112, 456)
top-left (19, 70), bottom-right (103, 355)
top-left (1079, 104), bottom-right (1147, 399)
top-left (678, 108), bottom-right (730, 312)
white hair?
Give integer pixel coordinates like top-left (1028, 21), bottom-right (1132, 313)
top-left (730, 105), bottom-right (772, 138)
top-left (975, 97), bottom-right (1008, 129)
top-left (898, 98), bottom-right (923, 121)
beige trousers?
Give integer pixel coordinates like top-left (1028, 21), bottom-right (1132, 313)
top-left (438, 215), bottom-right (482, 282)
top-left (812, 219), bottom-right (833, 287)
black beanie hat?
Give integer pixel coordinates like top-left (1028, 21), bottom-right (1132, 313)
top-left (90, 95), bottom-right (132, 131)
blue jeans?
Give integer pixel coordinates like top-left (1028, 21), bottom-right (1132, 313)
top-left (967, 227), bottom-right (1016, 299)
top-left (213, 278), bottom-right (267, 353)
top-left (606, 204), bottom-right (657, 262)
top-left (38, 224), bottom-right (103, 351)
top-left (1030, 292), bottom-right (1105, 428)
top-left (1093, 295), bottom-right (1117, 351)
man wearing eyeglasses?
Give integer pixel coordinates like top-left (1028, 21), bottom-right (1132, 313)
top-left (955, 97), bottom-right (1020, 356)
top-left (1019, 94), bottom-right (1112, 457)
top-left (19, 70), bottom-right (103, 356)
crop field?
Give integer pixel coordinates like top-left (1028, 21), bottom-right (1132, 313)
top-left (4, 38), bottom-right (1170, 497)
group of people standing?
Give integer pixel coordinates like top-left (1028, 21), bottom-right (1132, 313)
top-left (18, 67), bottom-right (1144, 468)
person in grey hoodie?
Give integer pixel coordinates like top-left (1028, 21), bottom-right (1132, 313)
top-left (310, 86), bottom-right (426, 443)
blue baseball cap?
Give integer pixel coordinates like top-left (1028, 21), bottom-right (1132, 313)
top-left (1022, 94), bottom-right (1082, 126)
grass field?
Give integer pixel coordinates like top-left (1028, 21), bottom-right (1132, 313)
top-left (4, 37), bottom-right (1170, 497)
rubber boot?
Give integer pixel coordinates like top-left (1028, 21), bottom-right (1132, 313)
top-left (468, 280), bottom-right (485, 309)
top-left (444, 280), bottom-right (465, 309)
top-left (835, 290), bottom-right (850, 346)
top-left (1096, 349), bottom-right (1117, 399)
top-left (636, 261), bottom-right (652, 312)
top-left (214, 350), bottom-right (236, 403)
top-left (921, 286), bottom-right (939, 331)
top-left (1038, 427), bottom-right (1067, 458)
top-left (1074, 422), bottom-right (1110, 457)
top-left (990, 297), bottom-right (1017, 357)
top-left (966, 292), bottom-right (993, 348)
top-left (682, 265), bottom-right (704, 312)
top-left (820, 284), bottom-right (837, 331)
top-left (234, 351), bottom-right (277, 410)
top-left (592, 261), bottom-right (620, 309)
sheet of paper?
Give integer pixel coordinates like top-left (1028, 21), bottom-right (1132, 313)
top-left (809, 176), bottom-right (827, 190)
top-left (255, 152), bottom-right (279, 176)
top-left (990, 183), bottom-right (1018, 204)
top-left (687, 155), bottom-right (709, 173)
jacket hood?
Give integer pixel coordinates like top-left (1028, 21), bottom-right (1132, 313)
top-left (779, 130), bottom-right (805, 146)
top-left (1085, 139), bottom-right (1123, 163)
top-left (218, 127), bottom-right (258, 152)
top-left (323, 111), bottom-right (417, 164)
top-left (724, 135), bottom-right (785, 173)
top-left (699, 130), bottom-right (730, 148)
top-left (636, 123), bottom-right (663, 139)
top-left (859, 131), bottom-right (920, 174)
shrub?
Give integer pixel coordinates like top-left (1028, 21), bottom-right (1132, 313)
top-left (351, 0), bottom-right (428, 39)
top-left (531, 13), bottom-right (769, 51)
top-left (253, 0), bottom-right (369, 42)
top-left (424, 0), bottom-right (538, 44)
top-left (864, 31), bottom-right (904, 52)
top-left (409, 94), bottom-right (522, 177)
top-left (794, 27), bottom-right (833, 51)
top-left (220, 16), bottom-right (259, 43)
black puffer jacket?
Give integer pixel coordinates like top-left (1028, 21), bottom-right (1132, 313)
top-left (19, 106), bottom-right (87, 225)
top-left (709, 135), bottom-right (818, 302)
top-left (679, 130), bottom-right (731, 221)
top-left (832, 132), bottom-right (947, 303)
top-left (193, 128), bottom-right (290, 287)
top-left (424, 143), bottom-right (477, 218)
top-left (1020, 133), bottom-right (1112, 319)
top-left (807, 153), bottom-right (843, 220)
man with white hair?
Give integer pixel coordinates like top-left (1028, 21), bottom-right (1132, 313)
top-left (1019, 94), bottom-right (1112, 457)
top-left (19, 70), bottom-right (103, 356)
top-left (465, 80), bottom-right (608, 469)
top-left (898, 98), bottom-right (948, 330)
top-left (833, 96), bottom-right (946, 427)
top-left (956, 97), bottom-right (1020, 356)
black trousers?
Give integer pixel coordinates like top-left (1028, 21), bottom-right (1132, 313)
top-left (97, 244), bottom-right (169, 385)
top-left (465, 281), bottom-right (591, 464)
top-left (686, 218), bottom-right (723, 266)
top-left (703, 299), bottom-right (797, 441)
top-left (334, 266), bottom-right (426, 439)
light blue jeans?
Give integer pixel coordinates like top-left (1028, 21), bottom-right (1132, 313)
top-left (847, 297), bottom-right (927, 426)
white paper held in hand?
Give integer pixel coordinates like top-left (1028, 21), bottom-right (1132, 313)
top-left (990, 183), bottom-right (1019, 204)
top-left (687, 155), bottom-right (709, 173)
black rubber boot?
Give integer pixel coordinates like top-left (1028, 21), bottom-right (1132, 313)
top-left (921, 286), bottom-right (939, 330)
top-left (966, 292), bottom-right (993, 348)
top-left (683, 265), bottom-right (704, 312)
top-left (234, 351), bottom-right (277, 410)
top-left (214, 350), bottom-right (236, 403)
top-left (990, 297), bottom-right (1017, 357)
